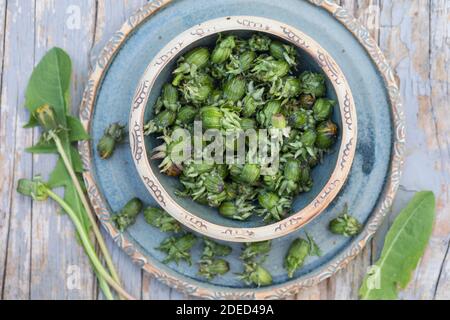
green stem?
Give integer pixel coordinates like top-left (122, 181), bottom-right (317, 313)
top-left (50, 132), bottom-right (123, 293)
top-left (46, 188), bottom-right (135, 300)
top-left (97, 273), bottom-right (114, 300)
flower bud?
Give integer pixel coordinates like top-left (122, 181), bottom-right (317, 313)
top-left (284, 159), bottom-right (301, 182)
top-left (240, 118), bottom-right (256, 130)
top-left (280, 77), bottom-right (301, 98)
top-left (176, 106), bottom-right (197, 125)
top-left (224, 76), bottom-right (246, 102)
top-left (329, 206), bottom-right (362, 236)
top-left (258, 192), bottom-right (279, 210)
top-left (184, 47), bottom-right (210, 69)
top-left (145, 110), bottom-right (177, 134)
top-left (162, 83), bottom-right (179, 112)
top-left (113, 198), bottom-right (143, 232)
top-left (299, 71), bottom-right (326, 97)
top-left (17, 177), bottom-right (49, 201)
top-left (300, 130), bottom-right (317, 147)
top-left (271, 113), bottom-right (287, 129)
top-left (288, 109), bottom-right (315, 129)
top-left (104, 123), bottom-right (126, 142)
top-left (316, 120), bottom-right (338, 149)
top-left (201, 106), bottom-right (222, 130)
top-left (238, 51), bottom-right (256, 71)
top-left (257, 100), bottom-right (281, 127)
top-left (299, 94), bottom-right (316, 109)
top-left (204, 172), bottom-right (225, 194)
top-left (183, 74), bottom-right (213, 104)
top-left (250, 265), bottom-right (273, 286)
top-left (211, 35), bottom-right (236, 64)
top-left (285, 238), bottom-right (310, 278)
top-left (144, 207), bottom-right (181, 233)
top-left (313, 98), bottom-right (335, 122)
top-left (97, 134), bottom-right (116, 159)
top-left (241, 164), bottom-right (261, 185)
top-left (199, 259), bottom-right (230, 279)
top-left (35, 104), bottom-right (58, 132)
top-left (249, 34), bottom-right (272, 51)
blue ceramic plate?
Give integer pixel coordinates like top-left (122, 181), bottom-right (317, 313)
top-left (80, 0), bottom-right (405, 299)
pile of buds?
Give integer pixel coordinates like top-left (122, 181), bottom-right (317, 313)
top-left (145, 33), bottom-right (339, 224)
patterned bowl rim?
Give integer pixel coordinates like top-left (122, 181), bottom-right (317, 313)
top-left (129, 15), bottom-right (358, 243)
top-left (79, 0), bottom-right (405, 299)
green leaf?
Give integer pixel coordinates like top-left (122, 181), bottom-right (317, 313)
top-left (25, 47), bottom-right (72, 127)
top-left (48, 158), bottom-right (90, 230)
top-left (359, 191), bottom-right (435, 300)
top-left (68, 115), bottom-right (90, 142)
top-left (26, 138), bottom-right (57, 154)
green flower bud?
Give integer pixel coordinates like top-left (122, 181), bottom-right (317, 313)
top-left (161, 84), bottom-right (179, 112)
top-left (211, 35), bottom-right (236, 64)
top-left (299, 71), bottom-right (326, 97)
top-left (263, 172), bottom-right (282, 192)
top-left (316, 120), bottom-right (338, 149)
top-left (182, 74), bottom-right (213, 104)
top-left (199, 259), bottom-right (230, 280)
top-left (17, 177), bottom-right (49, 201)
top-left (288, 109), bottom-right (315, 129)
top-left (271, 113), bottom-right (287, 129)
top-left (279, 77), bottom-right (301, 98)
top-left (300, 129), bottom-right (317, 147)
top-left (144, 207), bottom-right (182, 233)
top-left (241, 241), bottom-right (272, 260)
top-left (144, 110), bottom-right (176, 135)
top-left (104, 123), bottom-right (126, 142)
top-left (238, 50), bottom-right (256, 72)
top-left (202, 239), bottom-right (232, 258)
top-left (252, 56), bottom-right (289, 82)
top-left (251, 265), bottom-right (273, 286)
top-left (249, 34), bottom-right (272, 51)
top-left (285, 238), bottom-right (310, 278)
top-left (34, 104), bottom-right (58, 132)
top-left (258, 192), bottom-right (279, 210)
top-left (224, 183), bottom-right (238, 201)
top-left (240, 118), bottom-right (256, 130)
top-left (204, 172), bottom-right (225, 194)
top-left (174, 47), bottom-right (210, 76)
top-left (298, 164), bottom-right (313, 192)
top-left (223, 76), bottom-right (246, 102)
top-left (313, 98), bottom-right (335, 122)
top-left (201, 106), bottom-right (222, 130)
top-left (183, 162), bottom-right (215, 177)
top-left (219, 199), bottom-right (254, 221)
top-left (299, 94), bottom-right (316, 109)
top-left (270, 41), bottom-right (297, 66)
top-left (329, 205), bottom-right (362, 237)
top-left (284, 159), bottom-right (301, 182)
top-left (157, 233), bottom-right (197, 265)
top-left (257, 100), bottom-right (281, 127)
top-left (216, 164), bottom-right (229, 179)
top-left (97, 135), bottom-right (116, 160)
top-left (113, 198), bottom-right (143, 232)
top-left (240, 164), bottom-right (261, 185)
top-left (176, 105), bottom-right (197, 125)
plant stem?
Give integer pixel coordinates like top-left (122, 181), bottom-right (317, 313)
top-left (50, 132), bottom-right (123, 292)
top-left (46, 188), bottom-right (135, 300)
top-left (97, 273), bottom-right (114, 300)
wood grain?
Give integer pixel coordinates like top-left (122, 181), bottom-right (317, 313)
top-left (0, 0), bottom-right (449, 300)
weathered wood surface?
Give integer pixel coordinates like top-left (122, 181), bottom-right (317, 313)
top-left (0, 0), bottom-right (448, 300)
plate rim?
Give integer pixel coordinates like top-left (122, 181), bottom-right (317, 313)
top-left (79, 0), bottom-right (405, 299)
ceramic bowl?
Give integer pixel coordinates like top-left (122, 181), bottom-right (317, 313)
top-left (129, 16), bottom-right (357, 242)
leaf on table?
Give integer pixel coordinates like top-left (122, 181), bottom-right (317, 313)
top-left (359, 191), bottom-right (436, 300)
top-left (68, 115), bottom-right (90, 142)
top-left (26, 138), bottom-right (57, 154)
top-left (48, 158), bottom-right (90, 230)
top-left (25, 47), bottom-right (72, 126)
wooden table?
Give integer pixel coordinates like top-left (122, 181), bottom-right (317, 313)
top-left (1, 0), bottom-right (449, 300)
